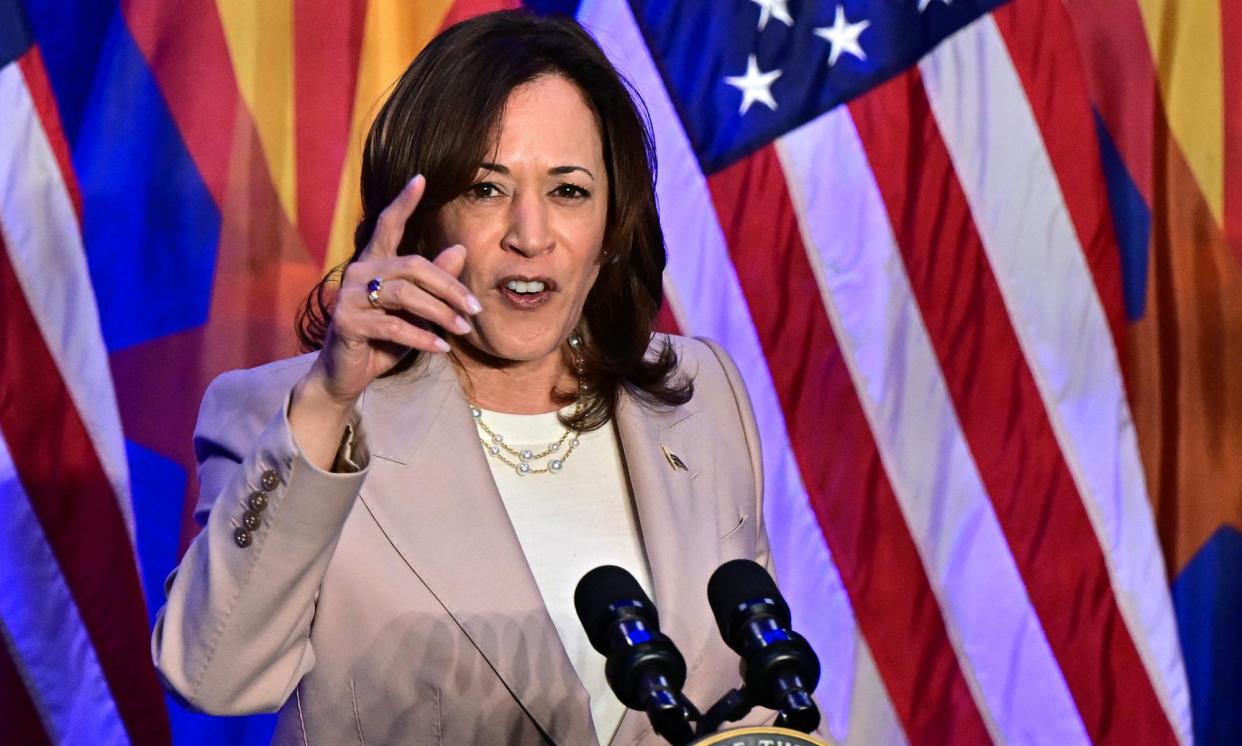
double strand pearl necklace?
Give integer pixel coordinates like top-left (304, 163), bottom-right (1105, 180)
top-left (471, 335), bottom-right (585, 477)
top-left (471, 403), bottom-right (582, 476)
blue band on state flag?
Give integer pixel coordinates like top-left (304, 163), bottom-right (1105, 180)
top-left (0, 0), bottom-right (33, 68)
top-left (1173, 526), bottom-right (1242, 746)
top-left (73, 16), bottom-right (221, 351)
top-left (1093, 111), bottom-right (1151, 321)
top-left (22, 0), bottom-right (119, 145)
top-left (630, 0), bottom-right (1011, 173)
top-left (25, 1), bottom-right (222, 351)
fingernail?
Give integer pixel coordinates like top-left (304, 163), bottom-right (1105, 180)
top-left (408, 174), bottom-right (423, 188)
top-left (454, 316), bottom-right (471, 334)
top-left (465, 296), bottom-right (483, 315)
top-left (434, 337), bottom-right (450, 353)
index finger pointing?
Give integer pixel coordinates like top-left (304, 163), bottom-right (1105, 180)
top-left (366, 174), bottom-right (426, 259)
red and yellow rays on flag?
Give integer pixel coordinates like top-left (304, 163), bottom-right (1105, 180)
top-left (115, 0), bottom-right (516, 543)
top-left (1068, 0), bottom-right (1242, 576)
top-left (1068, 0), bottom-right (1242, 740)
top-left (9, 0), bottom-right (1238, 742)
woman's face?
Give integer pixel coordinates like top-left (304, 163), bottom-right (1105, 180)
top-left (439, 74), bottom-right (608, 370)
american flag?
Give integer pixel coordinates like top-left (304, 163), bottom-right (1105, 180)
top-left (589, 0), bottom-right (1189, 742)
top-left (7, 0), bottom-right (1241, 742)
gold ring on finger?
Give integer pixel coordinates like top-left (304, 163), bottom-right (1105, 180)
top-left (366, 276), bottom-right (384, 309)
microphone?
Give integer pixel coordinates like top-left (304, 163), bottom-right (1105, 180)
top-left (707, 559), bottom-right (821, 733)
top-left (574, 565), bottom-right (697, 745)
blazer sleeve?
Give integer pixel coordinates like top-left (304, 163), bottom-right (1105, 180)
top-left (151, 367), bottom-right (370, 715)
top-left (695, 337), bottom-right (771, 574)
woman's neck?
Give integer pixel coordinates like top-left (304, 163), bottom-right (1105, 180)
top-left (449, 347), bottom-right (575, 414)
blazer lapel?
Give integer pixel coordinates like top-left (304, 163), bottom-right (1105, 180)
top-left (611, 390), bottom-right (725, 743)
top-left (358, 354), bottom-right (595, 745)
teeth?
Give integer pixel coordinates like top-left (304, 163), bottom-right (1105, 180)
top-left (505, 280), bottom-right (546, 294)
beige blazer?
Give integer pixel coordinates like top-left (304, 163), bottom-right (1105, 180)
top-left (152, 335), bottom-right (775, 745)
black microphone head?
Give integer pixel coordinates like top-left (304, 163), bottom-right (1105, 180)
top-left (707, 559), bottom-right (792, 644)
top-left (574, 565), bottom-right (658, 655)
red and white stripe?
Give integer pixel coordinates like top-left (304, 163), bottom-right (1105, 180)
top-left (917, 14), bottom-right (1189, 742)
top-left (578, 4), bottom-right (900, 742)
top-left (581, 0), bottom-right (1190, 743)
top-left (0, 55), bottom-right (132, 535)
top-left (0, 49), bottom-right (169, 743)
top-left (0, 436), bottom-right (127, 743)
top-left (778, 104), bottom-right (1089, 744)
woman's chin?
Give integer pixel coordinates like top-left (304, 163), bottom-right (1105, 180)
top-left (454, 333), bottom-right (566, 368)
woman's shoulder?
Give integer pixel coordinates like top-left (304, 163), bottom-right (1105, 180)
top-left (649, 332), bottom-right (743, 391)
top-left (206, 351), bottom-right (318, 388)
top-left (649, 333), bottom-right (762, 492)
top-left (196, 352), bottom-right (319, 435)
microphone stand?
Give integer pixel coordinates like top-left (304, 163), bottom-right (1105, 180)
top-left (637, 673), bottom-right (701, 746)
top-left (695, 681), bottom-right (819, 738)
top-left (696, 686), bottom-right (754, 737)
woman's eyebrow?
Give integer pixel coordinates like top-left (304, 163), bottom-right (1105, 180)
top-left (479, 162), bottom-right (595, 181)
top-left (550, 165), bottom-right (595, 180)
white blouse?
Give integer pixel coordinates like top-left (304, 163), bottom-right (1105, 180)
top-left (476, 407), bottom-right (653, 746)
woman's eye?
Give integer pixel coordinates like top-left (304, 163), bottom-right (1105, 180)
top-left (466, 182), bottom-right (502, 200)
top-left (553, 183), bottom-right (590, 200)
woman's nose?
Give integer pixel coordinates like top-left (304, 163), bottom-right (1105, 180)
top-left (503, 191), bottom-right (554, 257)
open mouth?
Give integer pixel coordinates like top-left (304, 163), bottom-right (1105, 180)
top-left (497, 275), bottom-right (556, 309)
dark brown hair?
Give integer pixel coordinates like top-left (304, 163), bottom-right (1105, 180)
top-left (296, 10), bottom-right (691, 430)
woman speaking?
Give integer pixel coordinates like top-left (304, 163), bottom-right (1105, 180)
top-left (152, 11), bottom-right (772, 745)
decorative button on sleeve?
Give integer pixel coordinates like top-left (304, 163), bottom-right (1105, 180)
top-left (233, 527), bottom-right (253, 548)
top-left (248, 491), bottom-right (268, 512)
top-left (259, 469), bottom-right (280, 492)
top-left (242, 510), bottom-right (262, 531)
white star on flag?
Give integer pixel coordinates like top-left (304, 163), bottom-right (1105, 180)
top-left (749, 0), bottom-right (794, 31)
top-left (918, 0), bottom-right (952, 11)
top-left (814, 5), bottom-right (871, 66)
top-left (724, 54), bottom-right (783, 115)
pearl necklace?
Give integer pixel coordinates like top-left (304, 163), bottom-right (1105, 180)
top-left (471, 334), bottom-right (586, 477)
top-left (471, 404), bottom-right (582, 476)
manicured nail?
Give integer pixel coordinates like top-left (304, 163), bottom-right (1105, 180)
top-left (454, 316), bottom-right (471, 334)
top-left (465, 295), bottom-right (483, 315)
top-left (434, 337), bottom-right (450, 353)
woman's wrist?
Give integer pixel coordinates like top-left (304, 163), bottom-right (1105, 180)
top-left (292, 367), bottom-right (359, 419)
top-left (289, 370), bottom-right (360, 472)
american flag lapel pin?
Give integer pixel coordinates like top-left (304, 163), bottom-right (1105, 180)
top-left (661, 444), bottom-right (688, 472)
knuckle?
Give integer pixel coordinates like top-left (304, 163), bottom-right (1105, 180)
top-left (346, 262), bottom-right (376, 285)
top-left (373, 217), bottom-right (400, 243)
top-left (376, 203), bottom-right (398, 225)
top-left (403, 326), bottom-right (425, 347)
top-left (394, 284), bottom-right (419, 310)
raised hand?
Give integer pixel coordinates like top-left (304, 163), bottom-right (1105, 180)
top-left (290, 175), bottom-right (481, 468)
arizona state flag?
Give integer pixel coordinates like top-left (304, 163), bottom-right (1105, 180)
top-left (2, 0), bottom-right (1239, 743)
